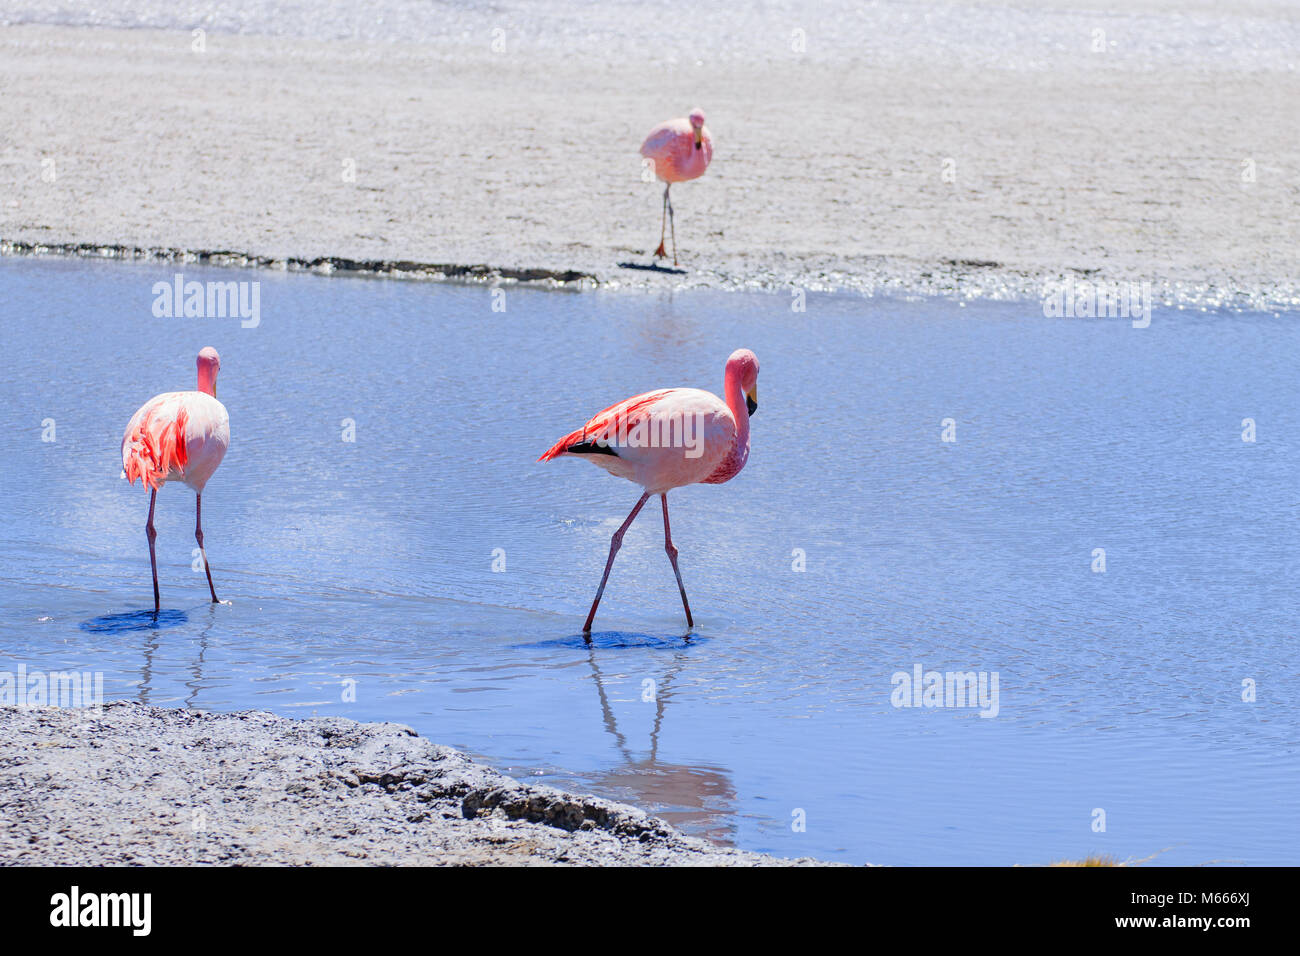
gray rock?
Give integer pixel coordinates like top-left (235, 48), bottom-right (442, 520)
top-left (0, 702), bottom-right (828, 866)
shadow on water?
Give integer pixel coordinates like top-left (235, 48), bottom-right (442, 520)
top-left (78, 609), bottom-right (188, 633)
top-left (520, 630), bottom-right (705, 650)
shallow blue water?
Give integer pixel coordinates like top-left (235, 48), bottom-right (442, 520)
top-left (1, 257), bottom-right (1297, 865)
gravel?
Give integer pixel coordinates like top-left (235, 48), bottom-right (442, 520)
top-left (0, 701), bottom-right (824, 866)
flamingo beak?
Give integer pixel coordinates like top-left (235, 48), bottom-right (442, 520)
top-left (746, 387), bottom-right (758, 417)
top-left (694, 127), bottom-right (702, 150)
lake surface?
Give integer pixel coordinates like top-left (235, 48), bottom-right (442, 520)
top-left (1, 256), bottom-right (1296, 865)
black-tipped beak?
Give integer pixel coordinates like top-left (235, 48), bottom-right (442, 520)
top-left (746, 394), bottom-right (758, 416)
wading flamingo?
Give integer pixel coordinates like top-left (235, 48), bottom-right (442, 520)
top-left (640, 107), bottom-right (713, 266)
top-left (121, 347), bottom-right (230, 612)
top-left (539, 349), bottom-right (759, 634)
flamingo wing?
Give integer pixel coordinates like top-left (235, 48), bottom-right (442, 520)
top-left (121, 391), bottom-right (228, 491)
top-left (538, 389), bottom-right (675, 462)
top-left (121, 393), bottom-right (190, 490)
top-left (641, 122), bottom-right (684, 157)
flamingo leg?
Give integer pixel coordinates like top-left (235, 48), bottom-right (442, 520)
top-left (145, 489), bottom-right (160, 613)
top-left (666, 184), bottom-right (678, 266)
top-left (583, 491), bottom-right (651, 635)
top-left (653, 184), bottom-right (669, 259)
top-left (195, 492), bottom-right (219, 603)
top-left (661, 494), bottom-right (693, 628)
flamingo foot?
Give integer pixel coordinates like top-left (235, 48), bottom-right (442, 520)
top-left (653, 241), bottom-right (667, 259)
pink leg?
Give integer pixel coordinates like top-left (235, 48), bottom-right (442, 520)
top-left (661, 494), bottom-right (693, 628)
top-left (666, 185), bottom-right (678, 266)
top-left (654, 185), bottom-right (669, 259)
top-left (583, 492), bottom-right (651, 634)
top-left (195, 493), bottom-right (219, 603)
top-left (146, 489), bottom-right (160, 613)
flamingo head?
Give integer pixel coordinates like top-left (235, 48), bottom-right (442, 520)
top-left (726, 348), bottom-right (759, 417)
top-left (197, 347), bottom-right (221, 398)
top-left (688, 108), bottom-right (706, 149)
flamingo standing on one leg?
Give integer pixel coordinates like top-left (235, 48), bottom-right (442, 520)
top-left (121, 347), bottom-right (230, 612)
top-left (640, 107), bottom-right (713, 266)
top-left (539, 348), bottom-right (759, 634)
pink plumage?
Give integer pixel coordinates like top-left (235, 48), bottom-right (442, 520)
top-left (121, 391), bottom-right (228, 492)
top-left (639, 107), bottom-right (713, 265)
top-left (121, 347), bottom-right (230, 612)
top-left (640, 111), bottom-right (713, 184)
top-left (121, 399), bottom-right (190, 491)
top-left (540, 349), bottom-right (760, 634)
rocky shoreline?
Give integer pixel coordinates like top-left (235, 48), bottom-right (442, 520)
top-left (0, 702), bottom-right (823, 866)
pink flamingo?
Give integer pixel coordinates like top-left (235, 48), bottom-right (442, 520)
top-left (539, 349), bottom-right (759, 634)
top-left (120, 347), bottom-right (230, 612)
top-left (640, 107), bottom-right (713, 266)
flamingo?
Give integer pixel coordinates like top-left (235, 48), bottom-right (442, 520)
top-left (640, 107), bottom-right (713, 266)
top-left (120, 347), bottom-right (230, 612)
top-left (539, 348), bottom-right (759, 634)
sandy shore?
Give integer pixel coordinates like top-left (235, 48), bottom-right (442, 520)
top-left (1, 21), bottom-right (1297, 308)
top-left (0, 702), bottom-right (821, 866)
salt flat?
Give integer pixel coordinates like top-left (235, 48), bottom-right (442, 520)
top-left (1, 14), bottom-right (1297, 307)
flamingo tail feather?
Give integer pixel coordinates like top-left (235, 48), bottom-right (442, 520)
top-left (123, 404), bottom-right (189, 490)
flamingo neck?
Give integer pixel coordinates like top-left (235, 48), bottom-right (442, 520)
top-left (726, 367), bottom-right (750, 441)
top-left (684, 142), bottom-right (708, 175)
top-left (709, 365), bottom-right (750, 480)
top-left (197, 367), bottom-right (217, 397)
